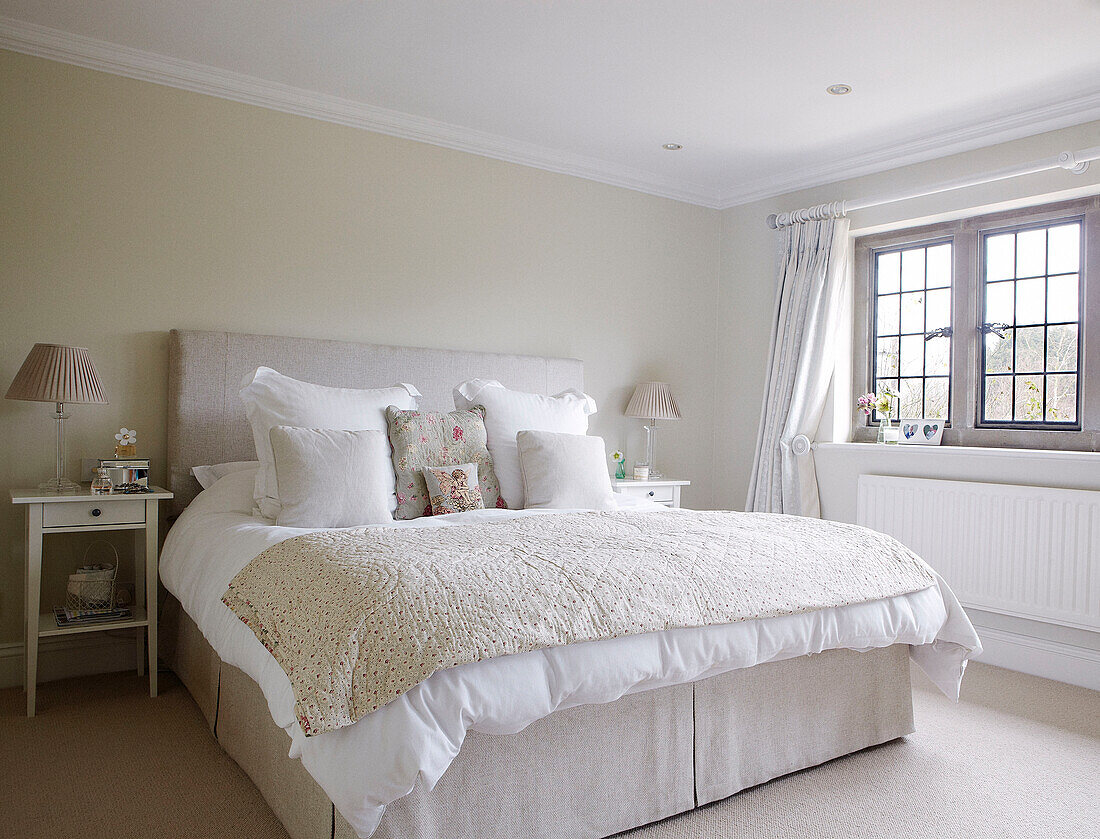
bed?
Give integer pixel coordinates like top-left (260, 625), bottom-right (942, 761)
top-left (159, 328), bottom-right (980, 839)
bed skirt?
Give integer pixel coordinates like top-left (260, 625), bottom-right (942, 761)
top-left (160, 594), bottom-right (914, 839)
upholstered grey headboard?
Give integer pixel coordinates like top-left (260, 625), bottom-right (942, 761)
top-left (166, 329), bottom-right (583, 516)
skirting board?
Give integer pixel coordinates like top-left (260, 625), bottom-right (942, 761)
top-left (973, 625), bottom-right (1100, 692)
top-left (0, 633), bottom-right (137, 690)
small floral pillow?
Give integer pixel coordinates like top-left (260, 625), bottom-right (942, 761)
top-left (422, 463), bottom-right (485, 516)
top-left (386, 405), bottom-right (506, 519)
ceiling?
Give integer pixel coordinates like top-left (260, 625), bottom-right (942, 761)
top-left (3, 1), bottom-right (1100, 208)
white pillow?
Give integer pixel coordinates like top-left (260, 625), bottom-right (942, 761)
top-left (453, 379), bottom-right (597, 509)
top-left (269, 427), bottom-right (394, 528)
top-left (516, 430), bottom-right (616, 511)
top-left (239, 367), bottom-right (420, 520)
top-left (186, 467), bottom-right (260, 517)
top-left (191, 460), bottom-right (260, 490)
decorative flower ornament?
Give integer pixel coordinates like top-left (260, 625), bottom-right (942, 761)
top-left (115, 428), bottom-right (137, 446)
top-left (610, 450), bottom-right (625, 463)
top-left (856, 387), bottom-right (899, 419)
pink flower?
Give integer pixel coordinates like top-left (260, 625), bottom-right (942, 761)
top-left (452, 426), bottom-right (464, 441)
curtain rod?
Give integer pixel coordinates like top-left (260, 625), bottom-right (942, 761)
top-left (766, 145), bottom-right (1100, 229)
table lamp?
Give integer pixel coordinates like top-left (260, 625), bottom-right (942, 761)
top-left (6, 343), bottom-right (108, 492)
top-left (624, 382), bottom-right (681, 479)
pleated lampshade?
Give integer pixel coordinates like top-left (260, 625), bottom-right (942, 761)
top-left (624, 382), bottom-right (681, 420)
top-left (5, 344), bottom-right (108, 404)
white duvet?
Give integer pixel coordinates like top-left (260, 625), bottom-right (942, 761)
top-left (160, 469), bottom-right (981, 838)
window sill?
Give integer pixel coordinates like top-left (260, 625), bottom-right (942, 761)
top-left (816, 441), bottom-right (1100, 462)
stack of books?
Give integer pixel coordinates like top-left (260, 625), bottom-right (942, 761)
top-left (53, 605), bottom-right (131, 628)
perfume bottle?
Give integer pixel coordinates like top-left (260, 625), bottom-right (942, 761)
top-left (91, 467), bottom-right (113, 495)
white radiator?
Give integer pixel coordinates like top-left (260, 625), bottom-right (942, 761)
top-left (856, 475), bottom-right (1100, 632)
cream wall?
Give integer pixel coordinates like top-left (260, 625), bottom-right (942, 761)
top-left (0, 50), bottom-right (720, 652)
top-left (715, 119), bottom-right (1100, 511)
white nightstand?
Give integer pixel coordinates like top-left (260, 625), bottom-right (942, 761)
top-left (11, 485), bottom-right (173, 716)
top-left (611, 478), bottom-right (690, 508)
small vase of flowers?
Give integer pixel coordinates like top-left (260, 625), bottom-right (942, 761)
top-left (610, 449), bottom-right (627, 479)
top-left (857, 388), bottom-right (899, 444)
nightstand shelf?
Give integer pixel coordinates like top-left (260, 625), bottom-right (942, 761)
top-left (11, 485), bottom-right (172, 716)
top-left (611, 478), bottom-right (690, 508)
top-left (38, 607), bottom-right (149, 638)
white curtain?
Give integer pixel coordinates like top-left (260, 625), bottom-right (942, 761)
top-left (746, 209), bottom-right (850, 517)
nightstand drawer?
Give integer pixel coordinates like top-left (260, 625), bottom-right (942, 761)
top-left (618, 485), bottom-right (675, 503)
top-left (43, 499), bottom-right (146, 528)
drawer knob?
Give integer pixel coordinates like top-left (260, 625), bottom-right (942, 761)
top-left (90, 508), bottom-right (102, 517)
top-left (648, 491), bottom-right (655, 497)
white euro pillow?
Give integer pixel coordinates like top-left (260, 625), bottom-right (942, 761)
top-left (453, 378), bottom-right (597, 509)
top-left (239, 367), bottom-right (419, 520)
top-left (516, 430), bottom-right (616, 511)
top-left (269, 427), bottom-right (394, 528)
top-left (186, 466), bottom-right (260, 517)
top-left (191, 460), bottom-right (260, 491)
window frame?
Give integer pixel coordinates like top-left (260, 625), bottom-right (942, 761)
top-left (868, 236), bottom-right (956, 426)
top-left (975, 215), bottom-right (1085, 430)
top-left (852, 196), bottom-right (1100, 451)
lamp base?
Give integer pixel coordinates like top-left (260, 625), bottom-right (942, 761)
top-left (39, 476), bottom-right (81, 493)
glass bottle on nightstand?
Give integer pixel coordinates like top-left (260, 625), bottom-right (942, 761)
top-left (91, 467), bottom-right (113, 495)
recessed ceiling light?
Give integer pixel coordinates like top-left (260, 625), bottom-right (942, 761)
top-left (662, 143), bottom-right (683, 150)
top-left (826, 84), bottom-right (852, 96)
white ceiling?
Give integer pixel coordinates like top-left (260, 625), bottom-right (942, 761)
top-left (3, 1), bottom-right (1100, 208)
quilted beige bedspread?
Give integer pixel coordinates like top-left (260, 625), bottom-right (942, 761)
top-left (222, 510), bottom-right (935, 736)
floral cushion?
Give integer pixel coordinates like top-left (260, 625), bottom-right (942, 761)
top-left (386, 405), bottom-right (505, 519)
top-left (422, 463), bottom-right (485, 515)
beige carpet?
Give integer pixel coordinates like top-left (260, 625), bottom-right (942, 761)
top-left (1, 662), bottom-right (1097, 838)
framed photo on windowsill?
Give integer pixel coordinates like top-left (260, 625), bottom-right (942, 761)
top-left (898, 418), bottom-right (944, 445)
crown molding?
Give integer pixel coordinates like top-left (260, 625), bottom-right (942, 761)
top-left (715, 90), bottom-right (1100, 209)
top-left (0, 17), bottom-right (723, 208)
top-left (3, 15), bottom-right (1099, 213)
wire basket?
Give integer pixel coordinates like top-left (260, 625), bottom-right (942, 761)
top-left (65, 541), bottom-right (119, 612)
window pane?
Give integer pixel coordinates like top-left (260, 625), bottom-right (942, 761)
top-left (899, 379), bottom-right (922, 418)
top-left (900, 292), bottom-right (925, 333)
top-left (985, 331), bottom-right (1013, 374)
top-left (877, 294), bottom-right (900, 334)
top-left (925, 288), bottom-right (950, 330)
top-left (1047, 274), bottom-right (1079, 323)
top-left (1015, 326), bottom-right (1044, 373)
top-left (900, 334), bottom-right (924, 377)
top-left (986, 233), bottom-right (1015, 281)
top-left (986, 281), bottom-right (1013, 323)
top-left (1015, 277), bottom-right (1045, 325)
top-left (1047, 223), bottom-right (1080, 275)
top-left (901, 248), bottom-right (925, 291)
top-left (984, 376), bottom-right (1012, 421)
top-left (1014, 375), bottom-right (1044, 422)
top-left (1016, 229), bottom-right (1046, 278)
top-left (876, 336), bottom-right (899, 378)
top-left (926, 336), bottom-right (950, 376)
top-left (925, 378), bottom-right (949, 420)
top-left (1046, 374), bottom-right (1077, 423)
top-left (926, 244), bottom-right (952, 288)
top-left (1047, 324), bottom-right (1078, 373)
top-left (876, 378), bottom-right (899, 405)
top-left (877, 251), bottom-right (901, 294)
